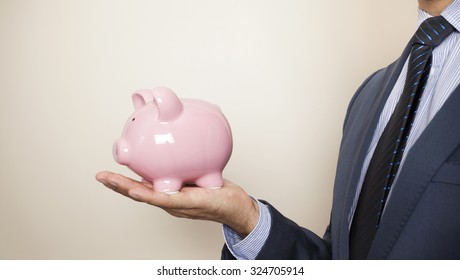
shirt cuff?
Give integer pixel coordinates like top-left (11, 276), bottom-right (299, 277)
top-left (222, 199), bottom-right (271, 260)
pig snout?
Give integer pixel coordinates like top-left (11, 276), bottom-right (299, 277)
top-left (113, 138), bottom-right (130, 165)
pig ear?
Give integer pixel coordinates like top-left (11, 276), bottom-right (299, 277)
top-left (152, 87), bottom-right (183, 122)
top-left (132, 89), bottom-right (154, 109)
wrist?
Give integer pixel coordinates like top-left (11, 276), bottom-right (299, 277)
top-left (228, 197), bottom-right (259, 237)
top-left (222, 201), bottom-right (271, 260)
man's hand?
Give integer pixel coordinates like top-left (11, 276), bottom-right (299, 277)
top-left (95, 171), bottom-right (259, 237)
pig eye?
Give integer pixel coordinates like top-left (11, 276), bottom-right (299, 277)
top-left (132, 118), bottom-right (136, 121)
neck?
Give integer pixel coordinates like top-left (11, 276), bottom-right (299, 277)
top-left (418, 0), bottom-right (454, 15)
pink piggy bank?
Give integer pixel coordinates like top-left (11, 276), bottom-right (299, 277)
top-left (113, 87), bottom-right (233, 194)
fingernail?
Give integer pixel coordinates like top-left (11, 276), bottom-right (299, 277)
top-left (96, 176), bottom-right (107, 184)
top-left (96, 178), bottom-right (112, 189)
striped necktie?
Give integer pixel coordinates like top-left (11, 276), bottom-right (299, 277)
top-left (349, 16), bottom-right (455, 260)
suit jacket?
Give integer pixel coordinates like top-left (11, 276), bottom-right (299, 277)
top-left (221, 42), bottom-right (460, 260)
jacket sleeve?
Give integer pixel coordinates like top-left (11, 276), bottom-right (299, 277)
top-left (221, 200), bottom-right (332, 260)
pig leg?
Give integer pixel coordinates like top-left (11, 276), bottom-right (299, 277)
top-left (153, 178), bottom-right (183, 194)
top-left (195, 172), bottom-right (224, 189)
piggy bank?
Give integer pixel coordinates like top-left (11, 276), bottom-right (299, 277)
top-left (113, 87), bottom-right (233, 194)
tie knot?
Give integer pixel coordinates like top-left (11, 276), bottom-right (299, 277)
top-left (412, 16), bottom-right (455, 47)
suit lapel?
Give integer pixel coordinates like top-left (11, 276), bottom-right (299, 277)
top-left (368, 84), bottom-right (460, 259)
top-left (335, 44), bottom-right (413, 259)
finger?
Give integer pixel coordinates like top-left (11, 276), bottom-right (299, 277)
top-left (96, 171), bottom-right (121, 192)
top-left (96, 171), bottom-right (185, 208)
top-left (96, 171), bottom-right (149, 198)
top-left (128, 187), bottom-right (186, 208)
top-left (130, 183), bottom-right (221, 211)
top-left (95, 171), bottom-right (111, 186)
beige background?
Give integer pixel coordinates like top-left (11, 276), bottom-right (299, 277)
top-left (0, 0), bottom-right (416, 259)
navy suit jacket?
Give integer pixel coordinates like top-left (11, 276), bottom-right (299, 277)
top-left (222, 42), bottom-right (460, 260)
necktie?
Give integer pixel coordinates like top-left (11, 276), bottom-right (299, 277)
top-left (349, 16), bottom-right (455, 259)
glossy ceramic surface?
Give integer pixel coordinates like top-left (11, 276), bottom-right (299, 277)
top-left (113, 87), bottom-right (233, 193)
